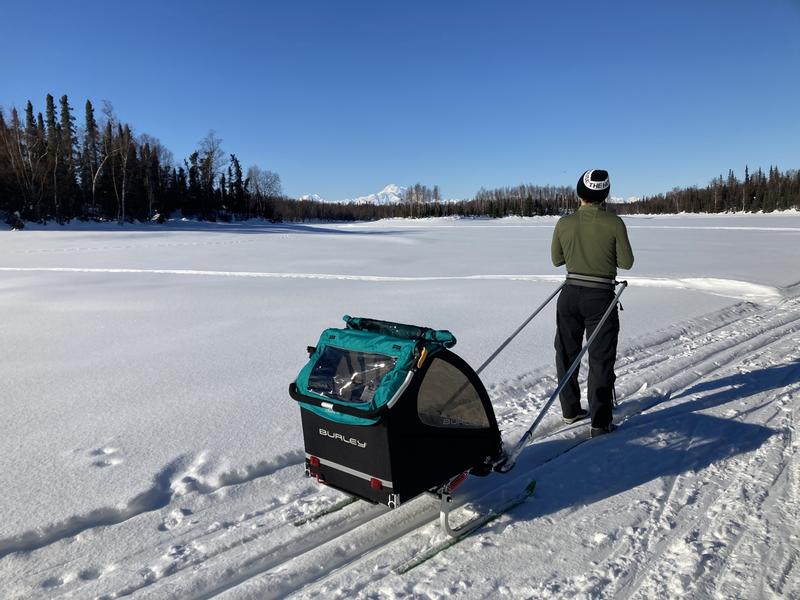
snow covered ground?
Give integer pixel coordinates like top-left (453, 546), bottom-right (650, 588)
top-left (0, 213), bottom-right (798, 599)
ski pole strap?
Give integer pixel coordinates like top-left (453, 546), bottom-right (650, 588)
top-left (499, 280), bottom-right (629, 472)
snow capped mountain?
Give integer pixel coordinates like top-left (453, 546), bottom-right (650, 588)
top-left (298, 185), bottom-right (408, 205)
top-left (298, 193), bottom-right (326, 202)
top-left (348, 184), bottom-right (408, 205)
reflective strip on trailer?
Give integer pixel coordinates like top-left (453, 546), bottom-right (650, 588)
top-left (385, 370), bottom-right (415, 410)
top-left (306, 453), bottom-right (393, 489)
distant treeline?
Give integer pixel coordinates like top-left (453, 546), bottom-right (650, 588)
top-left (275, 183), bottom-right (572, 221)
top-left (1, 94), bottom-right (798, 225)
top-left (612, 166), bottom-right (800, 215)
top-left (0, 94), bottom-right (282, 224)
top-left (272, 169), bottom-right (800, 221)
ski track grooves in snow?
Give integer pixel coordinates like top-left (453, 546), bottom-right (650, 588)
top-left (37, 296), bottom-right (786, 600)
top-left (636, 386), bottom-right (796, 599)
top-left (0, 450), bottom-right (304, 561)
top-left (4, 299), bottom-right (798, 597)
top-left (0, 267), bottom-right (787, 304)
top-left (284, 303), bottom-right (800, 600)
top-left (589, 340), bottom-right (800, 599)
top-left (147, 298), bottom-right (800, 599)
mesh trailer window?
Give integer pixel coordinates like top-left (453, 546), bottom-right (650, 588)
top-left (307, 346), bottom-right (397, 404)
top-left (417, 358), bottom-right (489, 428)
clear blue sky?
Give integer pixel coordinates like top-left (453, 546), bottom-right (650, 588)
top-left (2, 1), bottom-right (799, 200)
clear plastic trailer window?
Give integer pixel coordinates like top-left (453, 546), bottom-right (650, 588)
top-left (307, 346), bottom-right (397, 404)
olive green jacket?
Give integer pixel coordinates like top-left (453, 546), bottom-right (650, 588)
top-left (551, 204), bottom-right (634, 278)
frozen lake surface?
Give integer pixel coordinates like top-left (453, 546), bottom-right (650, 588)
top-left (1, 212), bottom-right (798, 598)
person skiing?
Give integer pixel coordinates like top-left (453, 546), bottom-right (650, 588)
top-left (551, 169), bottom-right (633, 437)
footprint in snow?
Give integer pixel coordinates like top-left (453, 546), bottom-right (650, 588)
top-left (78, 567), bottom-right (102, 581)
top-left (138, 567), bottom-right (157, 584)
top-left (93, 457), bottom-right (124, 468)
top-left (41, 576), bottom-right (64, 589)
top-left (158, 508), bottom-right (193, 532)
top-left (166, 544), bottom-right (190, 559)
top-left (89, 447), bottom-right (124, 468)
top-left (89, 446), bottom-right (118, 457)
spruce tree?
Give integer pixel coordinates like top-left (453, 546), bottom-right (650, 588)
top-left (59, 95), bottom-right (78, 217)
top-left (230, 154), bottom-right (244, 215)
top-left (140, 142), bottom-right (159, 219)
top-left (186, 152), bottom-right (200, 216)
top-left (45, 94), bottom-right (60, 220)
top-left (82, 99), bottom-right (101, 215)
top-left (219, 173), bottom-right (227, 209)
top-left (24, 101), bottom-right (37, 150)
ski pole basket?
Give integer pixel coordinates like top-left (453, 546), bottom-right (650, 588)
top-left (289, 315), bottom-right (503, 508)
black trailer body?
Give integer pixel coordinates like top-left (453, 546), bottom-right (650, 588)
top-left (290, 318), bottom-right (503, 508)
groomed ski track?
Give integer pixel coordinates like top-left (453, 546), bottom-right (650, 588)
top-left (0, 267), bottom-right (785, 305)
top-left (2, 294), bottom-right (799, 599)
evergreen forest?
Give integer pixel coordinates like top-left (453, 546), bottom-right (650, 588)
top-left (1, 94), bottom-right (797, 226)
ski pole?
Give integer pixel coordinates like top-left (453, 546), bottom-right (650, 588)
top-left (498, 280), bottom-right (629, 473)
top-left (439, 282), bottom-right (566, 415)
top-left (475, 281), bottom-right (566, 376)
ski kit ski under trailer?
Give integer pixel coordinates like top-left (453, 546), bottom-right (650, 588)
top-left (288, 280), bottom-right (628, 565)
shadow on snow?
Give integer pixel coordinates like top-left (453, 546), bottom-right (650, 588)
top-left (491, 361), bottom-right (795, 524)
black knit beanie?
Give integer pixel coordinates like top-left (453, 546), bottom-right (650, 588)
top-left (576, 169), bottom-right (610, 202)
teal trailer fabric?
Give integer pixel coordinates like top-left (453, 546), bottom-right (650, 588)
top-left (293, 316), bottom-right (456, 426)
top-left (343, 315), bottom-right (456, 348)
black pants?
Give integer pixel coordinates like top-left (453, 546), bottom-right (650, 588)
top-left (554, 284), bottom-right (619, 428)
